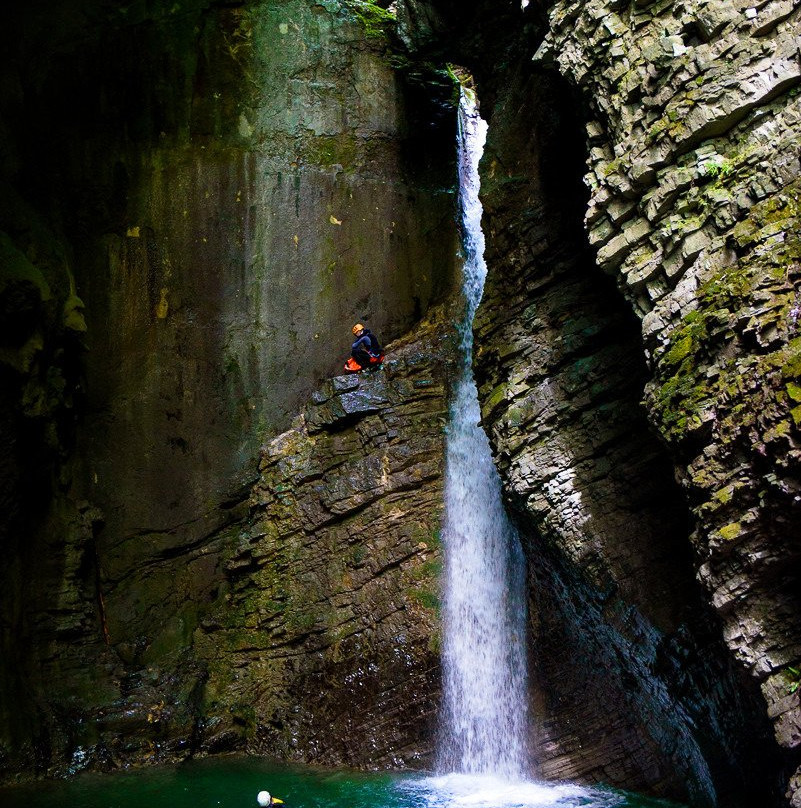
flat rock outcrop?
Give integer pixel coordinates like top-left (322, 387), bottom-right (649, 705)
top-left (193, 316), bottom-right (457, 766)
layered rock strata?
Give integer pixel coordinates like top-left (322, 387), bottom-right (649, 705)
top-left (409, 0), bottom-right (801, 804)
top-left (193, 316), bottom-right (456, 766)
top-left (470, 62), bottom-right (770, 807)
top-left (532, 3), bottom-right (801, 804)
top-left (1, 311), bottom-right (456, 776)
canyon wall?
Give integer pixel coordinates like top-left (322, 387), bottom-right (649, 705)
top-left (0, 0), bottom-right (458, 777)
top-left (2, 0), bottom-right (800, 806)
top-left (399, 0), bottom-right (800, 804)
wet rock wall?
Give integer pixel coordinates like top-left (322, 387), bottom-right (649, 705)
top-left (193, 315), bottom-right (457, 767)
top-left (0, 0), bottom-right (459, 777)
top-left (473, 62), bottom-right (769, 808)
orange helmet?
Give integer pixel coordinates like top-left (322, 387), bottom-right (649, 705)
top-left (352, 323), bottom-right (364, 335)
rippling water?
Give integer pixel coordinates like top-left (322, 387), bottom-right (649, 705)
top-left (0, 757), bottom-right (688, 808)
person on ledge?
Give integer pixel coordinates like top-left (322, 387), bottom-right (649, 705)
top-left (344, 322), bottom-right (384, 373)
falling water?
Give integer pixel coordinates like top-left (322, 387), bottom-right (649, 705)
top-left (438, 90), bottom-right (530, 778)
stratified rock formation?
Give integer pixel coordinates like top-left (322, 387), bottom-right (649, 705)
top-left (193, 316), bottom-right (455, 766)
top-left (398, 0), bottom-right (800, 804)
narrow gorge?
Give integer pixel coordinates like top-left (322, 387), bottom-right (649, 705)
top-left (1, 1), bottom-right (799, 807)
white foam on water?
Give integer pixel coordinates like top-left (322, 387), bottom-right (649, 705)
top-left (403, 773), bottom-right (625, 808)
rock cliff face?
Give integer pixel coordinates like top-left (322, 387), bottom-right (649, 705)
top-left (37, 312), bottom-right (455, 772)
top-left (193, 314), bottom-right (456, 767)
top-left (0, 0), bottom-right (458, 778)
top-left (399, 0), bottom-right (801, 804)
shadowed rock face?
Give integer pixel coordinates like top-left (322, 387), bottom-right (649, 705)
top-left (0, 0), bottom-right (459, 777)
top-left (1, 294), bottom-right (458, 775)
top-left (10, 0), bottom-right (457, 559)
top-left (63, 313), bottom-right (456, 771)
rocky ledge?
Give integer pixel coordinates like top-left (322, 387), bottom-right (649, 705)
top-left (190, 311), bottom-right (459, 768)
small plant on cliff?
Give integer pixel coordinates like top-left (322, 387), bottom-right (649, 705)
top-left (701, 159), bottom-right (733, 179)
top-left (788, 666), bottom-right (800, 695)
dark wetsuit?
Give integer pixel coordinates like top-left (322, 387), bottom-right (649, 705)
top-left (351, 329), bottom-right (381, 367)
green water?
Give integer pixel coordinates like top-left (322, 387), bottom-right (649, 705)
top-left (0, 757), bottom-right (687, 808)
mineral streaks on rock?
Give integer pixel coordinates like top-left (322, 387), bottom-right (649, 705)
top-left (193, 323), bottom-right (456, 767)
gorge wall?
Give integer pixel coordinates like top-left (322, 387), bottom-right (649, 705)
top-left (1, 0), bottom-right (458, 778)
top-left (1, 1), bottom-right (800, 807)
top-left (400, 0), bottom-right (800, 804)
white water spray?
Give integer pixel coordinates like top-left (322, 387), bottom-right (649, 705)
top-left (438, 91), bottom-right (529, 779)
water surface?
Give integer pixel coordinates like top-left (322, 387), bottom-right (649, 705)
top-left (0, 757), bottom-right (688, 808)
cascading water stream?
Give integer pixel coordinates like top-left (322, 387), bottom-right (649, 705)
top-left (438, 90), bottom-right (530, 780)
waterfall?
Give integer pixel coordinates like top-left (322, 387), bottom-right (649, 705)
top-left (438, 90), bottom-right (530, 779)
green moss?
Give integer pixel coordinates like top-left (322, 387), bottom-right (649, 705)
top-left (664, 334), bottom-right (695, 365)
top-left (718, 522), bottom-right (742, 540)
top-left (714, 485), bottom-right (734, 504)
top-left (779, 338), bottom-right (801, 379)
top-left (649, 177), bottom-right (801, 448)
top-left (648, 263), bottom-right (757, 440)
top-left (285, 604), bottom-right (318, 632)
top-left (141, 605), bottom-right (199, 664)
top-left (602, 157), bottom-right (624, 177)
top-left (646, 118), bottom-right (669, 144)
top-left (484, 383), bottom-right (507, 414)
top-left (408, 587), bottom-right (440, 611)
top-left (732, 183), bottom-right (801, 248)
top-left (304, 134), bottom-right (358, 168)
top-left (229, 702), bottom-right (257, 734)
top-left (344, 0), bottom-right (396, 39)
top-left (0, 232), bottom-right (51, 299)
